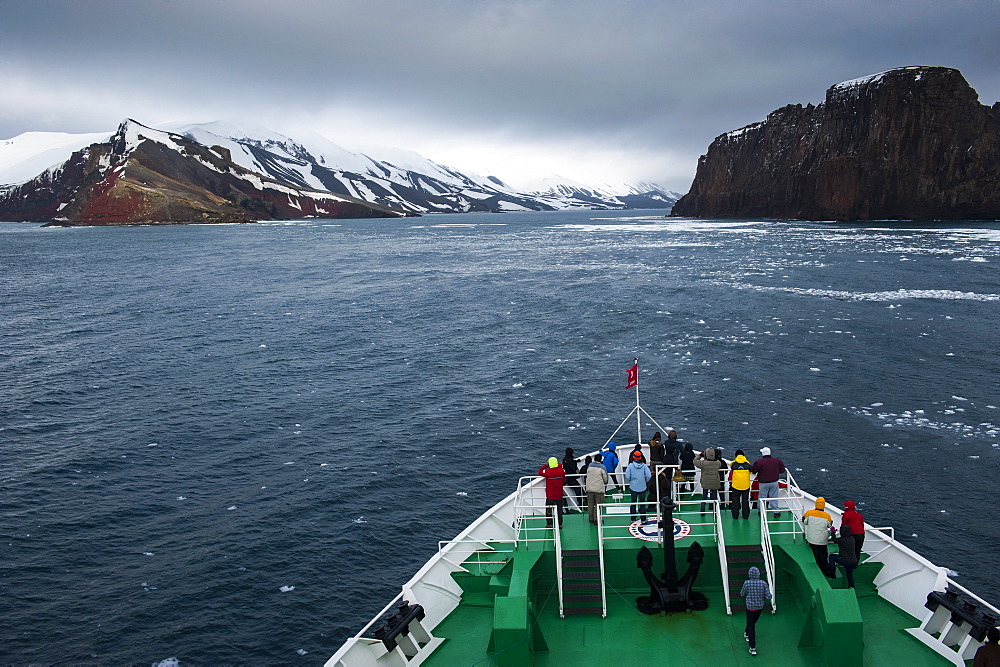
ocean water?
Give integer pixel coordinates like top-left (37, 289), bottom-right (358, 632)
top-left (1, 210), bottom-right (998, 664)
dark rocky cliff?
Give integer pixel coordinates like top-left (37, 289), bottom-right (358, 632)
top-left (671, 66), bottom-right (1000, 220)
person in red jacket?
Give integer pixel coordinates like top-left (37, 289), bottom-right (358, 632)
top-left (841, 500), bottom-right (865, 563)
top-left (538, 457), bottom-right (566, 529)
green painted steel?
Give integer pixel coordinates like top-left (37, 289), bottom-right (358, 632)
top-left (425, 506), bottom-right (953, 666)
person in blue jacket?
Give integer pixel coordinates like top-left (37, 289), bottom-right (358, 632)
top-left (601, 442), bottom-right (620, 491)
top-left (624, 450), bottom-right (652, 522)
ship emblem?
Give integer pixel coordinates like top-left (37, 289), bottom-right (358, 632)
top-left (628, 517), bottom-right (691, 542)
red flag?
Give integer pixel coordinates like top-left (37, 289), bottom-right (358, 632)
top-left (626, 362), bottom-right (638, 389)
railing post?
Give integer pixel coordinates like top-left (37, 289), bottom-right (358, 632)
top-left (553, 505), bottom-right (564, 618)
top-left (715, 498), bottom-right (732, 615)
top-left (597, 502), bottom-right (607, 617)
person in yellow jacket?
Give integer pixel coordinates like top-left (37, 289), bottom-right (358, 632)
top-left (729, 449), bottom-right (753, 519)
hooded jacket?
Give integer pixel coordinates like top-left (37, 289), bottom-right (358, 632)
top-left (842, 501), bottom-right (865, 536)
top-left (833, 525), bottom-right (858, 565)
top-left (624, 460), bottom-right (651, 492)
top-left (802, 497), bottom-right (833, 545)
top-left (694, 447), bottom-right (723, 490)
top-left (740, 566), bottom-right (772, 611)
top-left (538, 461), bottom-right (566, 500)
top-left (602, 443), bottom-right (620, 475)
top-left (730, 454), bottom-right (752, 491)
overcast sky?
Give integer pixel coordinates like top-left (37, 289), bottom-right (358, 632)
top-left (2, 0), bottom-right (998, 191)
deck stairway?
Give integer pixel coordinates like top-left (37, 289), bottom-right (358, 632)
top-left (560, 549), bottom-right (603, 616)
top-left (726, 543), bottom-right (765, 612)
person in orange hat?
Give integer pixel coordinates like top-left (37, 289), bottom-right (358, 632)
top-left (802, 497), bottom-right (834, 577)
top-left (624, 449), bottom-right (652, 522)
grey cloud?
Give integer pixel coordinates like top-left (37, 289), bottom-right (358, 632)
top-left (1, 0), bottom-right (998, 190)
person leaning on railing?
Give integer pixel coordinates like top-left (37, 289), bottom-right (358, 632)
top-left (694, 447), bottom-right (723, 514)
top-left (751, 446), bottom-right (786, 519)
top-left (802, 497), bottom-right (835, 577)
top-left (585, 454), bottom-right (609, 525)
top-left (729, 450), bottom-right (753, 520)
top-left (538, 457), bottom-right (566, 529)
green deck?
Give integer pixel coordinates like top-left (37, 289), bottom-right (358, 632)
top-left (424, 499), bottom-right (955, 666)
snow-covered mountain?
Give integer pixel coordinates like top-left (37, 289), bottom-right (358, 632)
top-left (0, 131), bottom-right (110, 196)
top-left (0, 120), bottom-right (404, 224)
top-left (0, 119), bottom-right (679, 219)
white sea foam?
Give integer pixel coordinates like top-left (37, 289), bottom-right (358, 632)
top-left (549, 220), bottom-right (764, 234)
top-left (723, 282), bottom-right (1000, 302)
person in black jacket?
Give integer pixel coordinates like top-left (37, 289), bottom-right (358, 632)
top-left (562, 447), bottom-right (581, 511)
top-left (828, 524), bottom-right (858, 588)
top-left (679, 443), bottom-right (696, 496)
top-left (663, 430), bottom-right (681, 467)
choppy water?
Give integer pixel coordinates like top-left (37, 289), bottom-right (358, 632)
top-left (1, 211), bottom-right (998, 664)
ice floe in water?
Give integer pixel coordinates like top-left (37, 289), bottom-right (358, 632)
top-left (352, 516), bottom-right (367, 524)
top-left (152, 659), bottom-right (179, 667)
top-left (279, 585), bottom-right (295, 592)
top-left (297, 649), bottom-right (308, 655)
top-left (722, 282), bottom-right (1000, 302)
top-left (227, 506), bottom-right (237, 511)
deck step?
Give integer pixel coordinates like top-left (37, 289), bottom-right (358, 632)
top-left (564, 549), bottom-right (599, 556)
top-left (563, 571), bottom-right (601, 579)
top-left (564, 606), bottom-right (603, 615)
top-left (564, 581), bottom-right (601, 590)
top-left (728, 555), bottom-right (764, 563)
top-left (563, 594), bottom-right (602, 602)
top-left (726, 544), bottom-right (763, 552)
top-left (563, 559), bottom-right (599, 568)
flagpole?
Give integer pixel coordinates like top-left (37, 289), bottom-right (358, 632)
top-left (634, 357), bottom-right (642, 448)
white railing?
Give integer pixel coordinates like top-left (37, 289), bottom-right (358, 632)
top-left (714, 499), bottom-right (733, 615)
top-left (553, 505), bottom-right (565, 618)
top-left (513, 475), bottom-right (559, 547)
top-left (435, 538), bottom-right (517, 573)
top-left (596, 504), bottom-right (608, 618)
top-left (758, 500), bottom-right (778, 614)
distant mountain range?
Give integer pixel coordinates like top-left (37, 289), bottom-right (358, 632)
top-left (0, 119), bottom-right (679, 225)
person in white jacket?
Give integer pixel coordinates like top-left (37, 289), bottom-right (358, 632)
top-left (585, 454), bottom-right (610, 525)
top-left (801, 497), bottom-right (835, 577)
